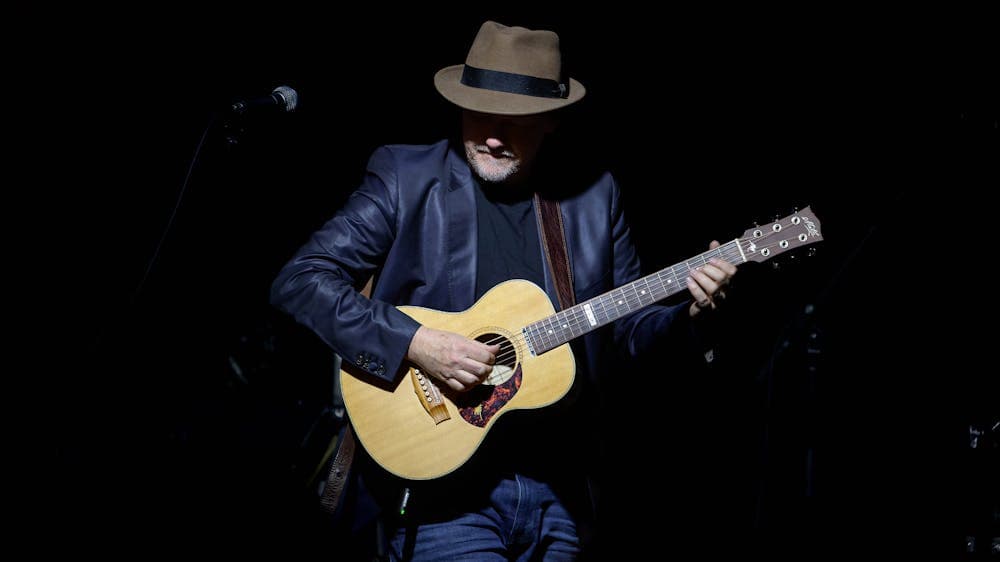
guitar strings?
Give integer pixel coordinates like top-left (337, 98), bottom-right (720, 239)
top-left (482, 335), bottom-right (527, 366)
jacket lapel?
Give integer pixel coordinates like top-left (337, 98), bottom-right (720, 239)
top-left (445, 148), bottom-right (478, 311)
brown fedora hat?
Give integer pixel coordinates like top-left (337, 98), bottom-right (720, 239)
top-left (434, 21), bottom-right (586, 116)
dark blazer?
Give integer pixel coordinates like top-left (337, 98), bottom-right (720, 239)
top-left (270, 140), bottom-right (696, 389)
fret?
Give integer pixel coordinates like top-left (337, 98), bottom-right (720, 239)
top-left (649, 273), bottom-right (663, 300)
top-left (546, 316), bottom-right (559, 340)
top-left (652, 270), bottom-right (667, 299)
top-left (601, 294), bottom-right (614, 322)
top-left (631, 279), bottom-right (641, 305)
top-left (569, 309), bottom-right (581, 335)
top-left (559, 308), bottom-right (576, 336)
top-left (593, 296), bottom-right (609, 324)
top-left (524, 323), bottom-right (537, 353)
top-left (657, 274), bottom-right (670, 299)
top-left (614, 288), bottom-right (630, 313)
top-left (640, 278), bottom-right (653, 305)
top-left (537, 319), bottom-right (550, 350)
top-left (571, 306), bottom-right (589, 334)
top-left (658, 270), bottom-right (673, 298)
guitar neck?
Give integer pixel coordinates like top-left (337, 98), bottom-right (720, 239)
top-left (525, 239), bottom-right (746, 355)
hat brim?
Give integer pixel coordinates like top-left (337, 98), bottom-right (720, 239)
top-left (434, 65), bottom-right (585, 116)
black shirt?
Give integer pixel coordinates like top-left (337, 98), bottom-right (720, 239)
top-left (473, 181), bottom-right (544, 299)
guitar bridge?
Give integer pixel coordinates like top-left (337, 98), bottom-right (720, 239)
top-left (411, 369), bottom-right (450, 424)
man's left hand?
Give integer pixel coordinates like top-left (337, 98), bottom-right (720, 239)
top-left (687, 240), bottom-right (738, 318)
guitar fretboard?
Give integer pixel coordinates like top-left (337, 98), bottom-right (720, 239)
top-left (524, 239), bottom-right (746, 355)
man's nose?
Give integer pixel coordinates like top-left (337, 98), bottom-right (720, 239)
top-left (485, 137), bottom-right (504, 150)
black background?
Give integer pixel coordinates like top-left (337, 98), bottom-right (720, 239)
top-left (31, 7), bottom-right (996, 558)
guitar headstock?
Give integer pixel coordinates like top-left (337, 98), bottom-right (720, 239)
top-left (740, 206), bottom-right (823, 263)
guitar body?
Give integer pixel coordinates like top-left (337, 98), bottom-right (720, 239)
top-left (340, 279), bottom-right (576, 480)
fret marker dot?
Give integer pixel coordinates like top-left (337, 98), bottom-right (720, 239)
top-left (667, 279), bottom-right (672, 283)
top-left (548, 329), bottom-right (553, 334)
top-left (641, 290), bottom-right (646, 295)
top-left (617, 300), bottom-right (623, 305)
top-left (562, 324), bottom-right (568, 328)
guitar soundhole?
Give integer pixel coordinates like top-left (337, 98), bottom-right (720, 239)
top-left (453, 332), bottom-right (524, 427)
top-left (475, 333), bottom-right (517, 387)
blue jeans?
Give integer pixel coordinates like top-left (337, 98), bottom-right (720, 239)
top-left (388, 473), bottom-right (581, 561)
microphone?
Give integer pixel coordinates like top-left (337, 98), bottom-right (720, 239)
top-left (230, 85), bottom-right (299, 114)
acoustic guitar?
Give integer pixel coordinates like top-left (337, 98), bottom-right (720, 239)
top-left (341, 207), bottom-right (823, 480)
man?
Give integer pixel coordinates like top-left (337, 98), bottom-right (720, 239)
top-left (271, 20), bottom-right (736, 560)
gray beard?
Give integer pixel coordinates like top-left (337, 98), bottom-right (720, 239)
top-left (466, 145), bottom-right (519, 183)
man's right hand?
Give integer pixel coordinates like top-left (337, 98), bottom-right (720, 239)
top-left (406, 326), bottom-right (500, 392)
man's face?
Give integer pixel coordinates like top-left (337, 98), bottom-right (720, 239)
top-left (462, 110), bottom-right (555, 184)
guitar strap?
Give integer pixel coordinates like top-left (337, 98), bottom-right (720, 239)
top-left (319, 276), bottom-right (372, 516)
top-left (319, 422), bottom-right (355, 516)
top-left (534, 194), bottom-right (576, 310)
